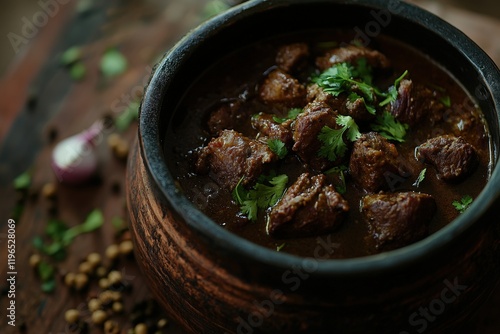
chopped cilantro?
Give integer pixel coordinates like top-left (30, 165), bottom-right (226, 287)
top-left (267, 139), bottom-right (288, 159)
top-left (276, 243), bottom-right (286, 252)
top-left (318, 115), bottom-right (361, 161)
top-left (352, 58), bottom-right (373, 85)
top-left (232, 173), bottom-right (288, 221)
top-left (440, 96), bottom-right (452, 108)
top-left (324, 165), bottom-right (348, 194)
top-left (33, 209), bottom-right (104, 261)
top-left (37, 261), bottom-right (56, 293)
top-left (273, 108), bottom-right (302, 123)
top-left (453, 195), bottom-right (473, 213)
top-left (115, 100), bottom-right (140, 132)
top-left (69, 62), bottom-right (86, 81)
top-left (202, 0), bottom-right (231, 19)
top-left (100, 48), bottom-right (128, 78)
top-left (413, 168), bottom-right (427, 187)
top-left (370, 111), bottom-right (408, 142)
top-left (379, 70), bottom-right (409, 107)
top-left (61, 46), bottom-right (82, 66)
top-left (13, 171), bottom-right (31, 190)
top-left (348, 92), bottom-right (376, 115)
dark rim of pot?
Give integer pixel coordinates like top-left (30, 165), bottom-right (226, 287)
top-left (139, 0), bottom-right (500, 276)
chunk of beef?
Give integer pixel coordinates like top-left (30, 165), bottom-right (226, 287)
top-left (349, 132), bottom-right (401, 193)
top-left (417, 135), bottom-right (477, 182)
top-left (362, 192), bottom-right (436, 250)
top-left (276, 43), bottom-right (310, 73)
top-left (316, 45), bottom-right (391, 71)
top-left (268, 173), bottom-right (349, 238)
top-left (195, 130), bottom-right (276, 190)
top-left (389, 79), bottom-right (443, 126)
top-left (292, 102), bottom-right (339, 170)
top-left (251, 113), bottom-right (293, 148)
top-left (207, 100), bottom-right (242, 136)
top-left (344, 91), bottom-right (376, 122)
top-left (446, 109), bottom-right (489, 164)
top-left (307, 84), bottom-right (375, 122)
top-left (259, 69), bottom-right (307, 108)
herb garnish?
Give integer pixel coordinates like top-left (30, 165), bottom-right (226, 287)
top-left (276, 243), bottom-right (286, 252)
top-left (100, 48), bottom-right (128, 78)
top-left (233, 173), bottom-right (288, 221)
top-left (413, 168), bottom-right (427, 187)
top-left (33, 209), bottom-right (104, 260)
top-left (273, 108), bottom-right (302, 123)
top-left (267, 139), bottom-right (288, 159)
top-left (115, 100), bottom-right (140, 132)
top-left (370, 111), bottom-right (408, 142)
top-left (379, 70), bottom-right (409, 107)
top-left (453, 195), bottom-right (473, 213)
top-left (325, 165), bottom-right (348, 194)
top-left (318, 115), bottom-right (361, 162)
top-left (440, 96), bottom-right (452, 108)
top-left (13, 171), bottom-right (31, 190)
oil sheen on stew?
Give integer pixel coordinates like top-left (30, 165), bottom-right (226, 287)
top-left (167, 31), bottom-right (491, 259)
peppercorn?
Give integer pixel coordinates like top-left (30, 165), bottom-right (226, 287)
top-left (104, 320), bottom-right (120, 334)
top-left (78, 261), bottom-right (94, 275)
top-left (108, 270), bottom-right (122, 285)
top-left (87, 252), bottom-right (102, 268)
top-left (64, 309), bottom-right (79, 323)
top-left (119, 240), bottom-right (134, 256)
top-left (91, 309), bottom-right (108, 325)
top-left (112, 301), bottom-right (123, 314)
top-left (88, 298), bottom-right (101, 312)
top-left (96, 266), bottom-right (108, 278)
top-left (114, 141), bottom-right (129, 160)
top-left (41, 182), bottom-right (57, 199)
top-left (64, 272), bottom-right (76, 287)
top-left (99, 278), bottom-right (110, 290)
top-left (74, 273), bottom-right (89, 290)
top-left (134, 323), bottom-right (148, 334)
top-left (29, 254), bottom-right (41, 268)
top-left (105, 244), bottom-right (120, 261)
top-left (157, 318), bottom-right (169, 329)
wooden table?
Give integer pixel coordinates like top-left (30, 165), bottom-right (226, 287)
top-left (0, 1), bottom-right (499, 333)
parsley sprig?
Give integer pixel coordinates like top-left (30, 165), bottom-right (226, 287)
top-left (318, 115), bottom-right (361, 161)
top-left (232, 173), bottom-right (288, 221)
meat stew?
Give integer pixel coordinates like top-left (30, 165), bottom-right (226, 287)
top-left (166, 31), bottom-right (491, 259)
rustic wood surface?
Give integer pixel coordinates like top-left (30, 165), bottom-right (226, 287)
top-left (0, 0), bottom-right (499, 333)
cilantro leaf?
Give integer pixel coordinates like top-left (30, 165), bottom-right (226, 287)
top-left (379, 70), bottom-right (409, 107)
top-left (268, 139), bottom-right (288, 159)
top-left (100, 48), bottom-right (128, 78)
top-left (62, 209), bottom-right (104, 244)
top-left (371, 111), bottom-right (408, 142)
top-left (273, 108), bottom-right (302, 123)
top-left (13, 171), bottom-right (31, 190)
top-left (452, 195), bottom-right (473, 213)
top-left (318, 115), bottom-right (361, 161)
top-left (115, 100), bottom-right (140, 132)
top-left (61, 46), bottom-right (82, 66)
top-left (324, 165), bottom-right (348, 194)
top-left (69, 62), bottom-right (86, 81)
top-left (440, 96), bottom-right (451, 108)
top-left (232, 173), bottom-right (288, 221)
top-left (413, 168), bottom-right (427, 187)
top-left (352, 58), bottom-right (373, 85)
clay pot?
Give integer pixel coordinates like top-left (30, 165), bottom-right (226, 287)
top-left (127, 0), bottom-right (500, 333)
